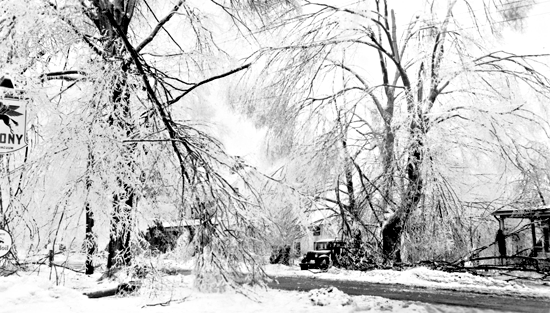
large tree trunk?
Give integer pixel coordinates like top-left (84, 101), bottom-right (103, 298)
top-left (380, 127), bottom-right (395, 215)
top-left (105, 72), bottom-right (135, 270)
top-left (107, 189), bottom-right (134, 269)
top-left (382, 118), bottom-right (424, 262)
top-left (86, 0), bottom-right (137, 270)
top-left (342, 138), bottom-right (357, 235)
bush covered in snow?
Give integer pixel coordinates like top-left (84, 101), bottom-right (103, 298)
top-left (308, 286), bottom-right (354, 306)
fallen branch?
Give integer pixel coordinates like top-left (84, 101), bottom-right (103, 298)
top-left (141, 296), bottom-right (190, 308)
top-left (84, 281), bottom-right (141, 298)
top-left (416, 257), bottom-right (550, 281)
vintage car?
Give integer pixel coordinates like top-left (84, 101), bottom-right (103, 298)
top-left (299, 239), bottom-right (345, 270)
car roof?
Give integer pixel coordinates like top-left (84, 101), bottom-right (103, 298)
top-left (314, 238), bottom-right (344, 243)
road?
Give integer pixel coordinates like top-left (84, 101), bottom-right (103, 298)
top-left (267, 275), bottom-right (550, 313)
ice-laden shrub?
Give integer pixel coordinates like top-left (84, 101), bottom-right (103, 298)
top-left (191, 197), bottom-right (269, 292)
top-left (335, 235), bottom-right (380, 271)
top-left (337, 249), bottom-right (378, 271)
top-left (194, 242), bottom-right (267, 292)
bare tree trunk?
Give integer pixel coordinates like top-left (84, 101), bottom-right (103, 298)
top-left (105, 70), bottom-right (135, 269)
top-left (107, 189), bottom-right (134, 269)
top-left (380, 127), bottom-right (395, 215)
top-left (342, 139), bottom-right (356, 219)
top-left (85, 148), bottom-right (96, 275)
top-left (85, 203), bottom-right (96, 274)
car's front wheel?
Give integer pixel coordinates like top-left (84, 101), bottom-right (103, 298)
top-left (319, 258), bottom-right (329, 271)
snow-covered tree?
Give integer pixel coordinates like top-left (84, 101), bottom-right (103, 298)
top-left (0, 0), bottom-right (296, 290)
top-left (240, 0), bottom-right (550, 263)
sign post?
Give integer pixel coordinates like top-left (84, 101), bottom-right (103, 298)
top-left (0, 229), bottom-right (13, 258)
top-left (0, 78), bottom-right (26, 256)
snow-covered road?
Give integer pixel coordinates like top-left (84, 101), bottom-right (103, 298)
top-left (264, 264), bottom-right (550, 299)
top-left (270, 275), bottom-right (550, 312)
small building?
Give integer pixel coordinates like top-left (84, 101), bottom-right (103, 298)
top-left (143, 219), bottom-right (200, 253)
top-left (492, 206), bottom-right (550, 259)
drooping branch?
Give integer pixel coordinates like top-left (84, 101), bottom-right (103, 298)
top-left (166, 64), bottom-right (251, 107)
top-left (101, 6), bottom-right (190, 185)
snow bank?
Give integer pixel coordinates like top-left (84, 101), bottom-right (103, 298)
top-left (308, 286), bottom-right (354, 306)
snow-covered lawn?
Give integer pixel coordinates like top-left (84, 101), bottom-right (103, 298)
top-left (2, 261), bottom-right (549, 313)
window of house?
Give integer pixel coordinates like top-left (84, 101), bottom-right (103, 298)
top-left (294, 242), bottom-right (301, 255)
top-left (312, 225), bottom-right (321, 236)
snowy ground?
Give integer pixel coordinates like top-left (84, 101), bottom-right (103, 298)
top-left (0, 272), bottom-right (437, 313)
top-left (2, 258), bottom-right (550, 313)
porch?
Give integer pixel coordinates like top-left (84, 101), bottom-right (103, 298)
top-left (492, 206), bottom-right (550, 259)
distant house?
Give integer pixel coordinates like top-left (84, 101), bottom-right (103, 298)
top-left (137, 199), bottom-right (210, 253)
top-left (142, 219), bottom-right (200, 253)
top-left (296, 214), bottom-right (339, 255)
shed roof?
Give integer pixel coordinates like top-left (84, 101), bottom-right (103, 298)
top-left (492, 206), bottom-right (550, 219)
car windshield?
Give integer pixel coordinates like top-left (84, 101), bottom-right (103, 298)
top-left (314, 242), bottom-right (328, 250)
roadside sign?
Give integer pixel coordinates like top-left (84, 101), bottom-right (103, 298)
top-left (0, 87), bottom-right (27, 154)
top-left (0, 229), bottom-right (13, 258)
